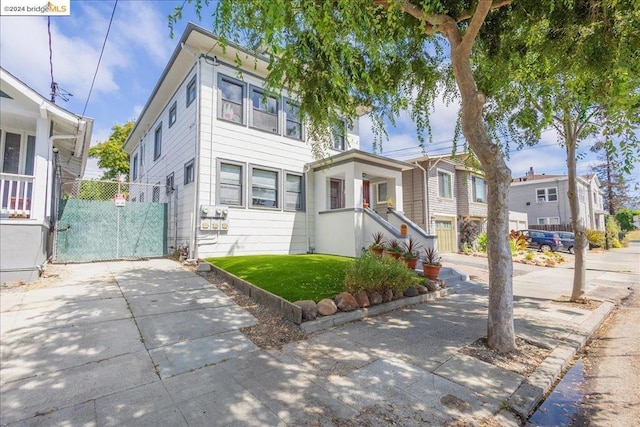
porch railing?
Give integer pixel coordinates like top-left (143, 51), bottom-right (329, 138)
top-left (1, 173), bottom-right (34, 219)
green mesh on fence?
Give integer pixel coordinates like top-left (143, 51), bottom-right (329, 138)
top-left (55, 187), bottom-right (168, 263)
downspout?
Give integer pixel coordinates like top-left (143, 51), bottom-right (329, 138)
top-left (303, 163), bottom-right (311, 253)
top-left (190, 55), bottom-right (202, 260)
top-left (414, 160), bottom-right (430, 234)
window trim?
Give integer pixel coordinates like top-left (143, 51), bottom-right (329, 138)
top-left (249, 164), bottom-right (280, 210)
top-left (168, 102), bottom-right (177, 127)
top-left (184, 159), bottom-right (195, 185)
top-left (437, 169), bottom-right (453, 199)
top-left (284, 171), bottom-right (305, 211)
top-left (186, 75), bottom-right (197, 107)
top-left (376, 182), bottom-right (388, 204)
top-left (218, 74), bottom-right (246, 125)
top-left (249, 85), bottom-right (279, 134)
top-left (153, 123), bottom-right (162, 160)
top-left (471, 175), bottom-right (487, 204)
top-left (216, 159), bottom-right (245, 207)
top-left (283, 97), bottom-right (304, 141)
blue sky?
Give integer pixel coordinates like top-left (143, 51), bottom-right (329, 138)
top-left (1, 0), bottom-right (636, 186)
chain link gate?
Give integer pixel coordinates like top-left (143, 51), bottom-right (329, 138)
top-left (54, 180), bottom-right (172, 263)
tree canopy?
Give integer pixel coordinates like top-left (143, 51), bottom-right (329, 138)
top-left (88, 121), bottom-right (134, 180)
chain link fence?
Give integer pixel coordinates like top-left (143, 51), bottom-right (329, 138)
top-left (54, 179), bottom-right (176, 263)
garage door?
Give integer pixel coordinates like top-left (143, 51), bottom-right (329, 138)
top-left (435, 219), bottom-right (455, 253)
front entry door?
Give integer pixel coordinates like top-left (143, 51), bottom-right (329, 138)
top-left (363, 180), bottom-right (370, 207)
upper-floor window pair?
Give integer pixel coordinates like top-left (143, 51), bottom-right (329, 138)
top-left (536, 187), bottom-right (557, 202)
top-left (218, 74), bottom-right (346, 146)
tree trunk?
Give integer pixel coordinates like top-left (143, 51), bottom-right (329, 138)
top-left (449, 33), bottom-right (516, 353)
top-left (566, 132), bottom-right (588, 301)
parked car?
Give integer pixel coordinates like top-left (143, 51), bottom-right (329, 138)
top-left (557, 231), bottom-right (575, 254)
top-left (518, 230), bottom-right (563, 252)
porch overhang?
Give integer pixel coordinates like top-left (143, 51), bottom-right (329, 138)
top-left (308, 149), bottom-right (415, 172)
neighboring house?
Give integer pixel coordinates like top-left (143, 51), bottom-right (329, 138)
top-left (0, 68), bottom-right (93, 283)
top-left (124, 23), bottom-right (434, 260)
top-left (402, 153), bottom-right (488, 253)
top-left (509, 167), bottom-right (606, 230)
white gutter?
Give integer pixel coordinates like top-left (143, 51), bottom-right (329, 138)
top-left (303, 163), bottom-right (311, 252)
top-left (190, 54), bottom-right (202, 260)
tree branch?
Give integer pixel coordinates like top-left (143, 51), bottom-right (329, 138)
top-left (458, 0), bottom-right (493, 56)
top-left (457, 0), bottom-right (513, 22)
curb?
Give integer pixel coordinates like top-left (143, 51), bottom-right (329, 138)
top-left (507, 300), bottom-right (615, 419)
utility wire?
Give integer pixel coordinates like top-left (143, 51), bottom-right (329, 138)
top-left (48, 17), bottom-right (55, 102)
top-left (81, 0), bottom-right (118, 118)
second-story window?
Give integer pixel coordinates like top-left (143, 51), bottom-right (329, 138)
top-left (472, 176), bottom-right (487, 203)
top-left (184, 159), bottom-right (195, 185)
top-left (250, 87), bottom-right (278, 133)
top-left (154, 124), bottom-right (162, 160)
top-left (132, 154), bottom-right (138, 181)
top-left (331, 122), bottom-right (346, 151)
top-left (169, 102), bottom-right (177, 127)
top-left (438, 171), bottom-right (452, 198)
top-left (219, 75), bottom-right (245, 124)
top-left (186, 76), bottom-right (196, 106)
top-left (284, 98), bottom-right (303, 140)
top-left (536, 187), bottom-right (558, 202)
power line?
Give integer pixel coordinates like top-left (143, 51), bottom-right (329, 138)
top-left (47, 17), bottom-right (55, 102)
top-left (81, 0), bottom-right (118, 118)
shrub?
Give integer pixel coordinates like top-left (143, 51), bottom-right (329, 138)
top-left (615, 208), bottom-right (640, 232)
top-left (476, 232), bottom-right (488, 252)
top-left (525, 252), bottom-right (534, 260)
top-left (344, 252), bottom-right (416, 294)
top-left (462, 243), bottom-right (474, 255)
top-left (586, 229), bottom-right (605, 248)
top-left (606, 215), bottom-right (622, 248)
top-left (459, 219), bottom-right (480, 248)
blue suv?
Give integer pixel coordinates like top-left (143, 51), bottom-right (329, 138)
top-left (557, 232), bottom-right (575, 254)
top-left (519, 230), bottom-right (563, 252)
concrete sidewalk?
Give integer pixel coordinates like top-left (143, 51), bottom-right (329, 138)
top-left (1, 249), bottom-right (637, 426)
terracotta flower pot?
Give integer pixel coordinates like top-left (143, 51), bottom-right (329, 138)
top-left (422, 264), bottom-right (442, 280)
top-left (404, 257), bottom-right (418, 269)
top-left (387, 252), bottom-right (402, 260)
top-left (370, 246), bottom-right (384, 257)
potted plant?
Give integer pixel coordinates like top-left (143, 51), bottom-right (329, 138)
top-left (401, 237), bottom-right (422, 269)
top-left (386, 198), bottom-right (395, 211)
top-left (386, 239), bottom-right (404, 259)
top-left (369, 231), bottom-right (385, 257)
top-left (422, 247), bottom-right (442, 280)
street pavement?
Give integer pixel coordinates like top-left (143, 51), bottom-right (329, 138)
top-left (1, 247), bottom-right (637, 426)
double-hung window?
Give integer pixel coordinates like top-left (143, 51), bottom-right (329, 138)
top-left (152, 183), bottom-right (160, 202)
top-left (219, 162), bottom-right (243, 206)
top-left (184, 159), bottom-right (195, 185)
top-left (284, 98), bottom-right (303, 140)
top-left (536, 187), bottom-right (558, 202)
top-left (251, 167), bottom-right (278, 208)
top-left (154, 124), bottom-right (162, 160)
top-left (438, 171), bottom-right (452, 198)
top-left (331, 122), bottom-right (346, 151)
top-left (186, 76), bottom-right (196, 107)
top-left (169, 102), bottom-right (177, 127)
top-left (285, 173), bottom-right (304, 211)
top-left (330, 178), bottom-right (345, 209)
top-left (250, 87), bottom-right (278, 133)
top-left (471, 176), bottom-right (487, 203)
top-left (218, 75), bottom-right (245, 124)
top-left (132, 154), bottom-right (138, 181)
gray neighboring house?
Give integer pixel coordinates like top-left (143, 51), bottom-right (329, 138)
top-left (0, 68), bottom-right (93, 283)
top-left (402, 153), bottom-right (489, 253)
top-left (509, 167), bottom-right (605, 231)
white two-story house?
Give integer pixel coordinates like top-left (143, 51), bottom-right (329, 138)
top-left (0, 68), bottom-right (93, 283)
top-left (509, 167), bottom-right (605, 230)
top-left (124, 23), bottom-right (434, 260)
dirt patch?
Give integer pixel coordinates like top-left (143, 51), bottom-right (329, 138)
top-left (551, 295), bottom-right (602, 311)
top-left (460, 337), bottom-right (551, 377)
top-left (196, 270), bottom-right (306, 350)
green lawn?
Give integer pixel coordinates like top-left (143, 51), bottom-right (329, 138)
top-left (206, 254), bottom-right (353, 302)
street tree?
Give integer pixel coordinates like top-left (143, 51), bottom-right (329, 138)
top-left (172, 0), bottom-right (519, 353)
top-left (88, 121), bottom-right (134, 180)
top-left (591, 141), bottom-right (640, 215)
top-left (477, 0), bottom-right (640, 302)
